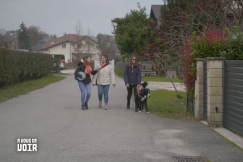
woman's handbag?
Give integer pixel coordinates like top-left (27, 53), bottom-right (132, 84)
top-left (95, 72), bottom-right (99, 85)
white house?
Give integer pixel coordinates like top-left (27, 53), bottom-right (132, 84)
top-left (41, 34), bottom-right (101, 63)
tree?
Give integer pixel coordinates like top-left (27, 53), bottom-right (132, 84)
top-left (111, 2), bottom-right (150, 56)
top-left (137, 0), bottom-right (242, 97)
top-left (96, 33), bottom-right (112, 48)
top-left (18, 22), bottom-right (31, 50)
top-left (27, 26), bottom-right (44, 46)
top-left (72, 20), bottom-right (83, 55)
top-left (0, 28), bottom-right (6, 36)
top-left (86, 25), bottom-right (92, 53)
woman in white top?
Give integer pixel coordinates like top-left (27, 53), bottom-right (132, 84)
top-left (92, 55), bottom-right (116, 110)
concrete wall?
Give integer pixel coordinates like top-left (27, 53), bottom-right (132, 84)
top-left (206, 58), bottom-right (224, 127)
top-left (195, 57), bottom-right (224, 127)
top-left (195, 59), bottom-right (204, 120)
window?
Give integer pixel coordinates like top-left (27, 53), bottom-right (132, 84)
top-left (62, 44), bottom-right (66, 48)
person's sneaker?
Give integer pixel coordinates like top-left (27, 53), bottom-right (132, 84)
top-left (81, 105), bottom-right (85, 110)
top-left (105, 106), bottom-right (108, 110)
top-left (99, 101), bottom-right (102, 108)
top-left (85, 103), bottom-right (88, 110)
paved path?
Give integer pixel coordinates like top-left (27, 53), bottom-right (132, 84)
top-left (146, 81), bottom-right (186, 92)
top-left (0, 74), bottom-right (242, 162)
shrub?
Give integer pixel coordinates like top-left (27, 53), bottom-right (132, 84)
top-left (181, 25), bottom-right (243, 97)
top-left (53, 54), bottom-right (65, 60)
top-left (0, 49), bottom-right (53, 88)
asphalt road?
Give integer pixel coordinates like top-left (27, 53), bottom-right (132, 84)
top-left (0, 75), bottom-right (242, 162)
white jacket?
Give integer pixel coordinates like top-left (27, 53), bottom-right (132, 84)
top-left (92, 64), bottom-right (116, 85)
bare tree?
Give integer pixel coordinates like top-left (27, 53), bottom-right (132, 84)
top-left (72, 20), bottom-right (84, 62)
top-left (75, 20), bottom-right (83, 38)
top-left (86, 25), bottom-right (92, 53)
top-left (0, 28), bottom-right (6, 36)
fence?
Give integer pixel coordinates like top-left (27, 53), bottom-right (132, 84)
top-left (187, 93), bottom-right (194, 113)
top-left (195, 58), bottom-right (243, 136)
top-left (116, 61), bottom-right (126, 71)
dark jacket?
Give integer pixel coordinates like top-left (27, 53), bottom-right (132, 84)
top-left (124, 66), bottom-right (141, 85)
top-left (75, 63), bottom-right (98, 84)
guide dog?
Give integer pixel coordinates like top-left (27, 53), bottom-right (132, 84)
top-left (135, 82), bottom-right (150, 113)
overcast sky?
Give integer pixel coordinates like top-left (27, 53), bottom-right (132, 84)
top-left (0, 0), bottom-right (163, 37)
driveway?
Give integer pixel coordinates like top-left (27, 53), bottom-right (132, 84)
top-left (0, 74), bottom-right (242, 162)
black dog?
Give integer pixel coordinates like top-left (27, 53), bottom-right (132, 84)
top-left (135, 82), bottom-right (150, 113)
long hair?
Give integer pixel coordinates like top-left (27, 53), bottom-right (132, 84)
top-left (77, 61), bottom-right (83, 66)
top-left (127, 56), bottom-right (138, 67)
top-left (83, 55), bottom-right (91, 65)
top-left (100, 55), bottom-right (110, 64)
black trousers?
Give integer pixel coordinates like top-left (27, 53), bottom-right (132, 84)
top-left (127, 84), bottom-right (137, 104)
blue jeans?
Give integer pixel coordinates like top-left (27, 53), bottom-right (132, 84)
top-left (97, 85), bottom-right (110, 104)
top-left (78, 81), bottom-right (91, 105)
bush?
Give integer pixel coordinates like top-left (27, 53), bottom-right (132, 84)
top-left (53, 58), bottom-right (61, 73)
top-left (190, 25), bottom-right (243, 60)
top-left (180, 25), bottom-right (243, 97)
top-left (53, 54), bottom-right (65, 60)
top-left (0, 49), bottom-right (53, 88)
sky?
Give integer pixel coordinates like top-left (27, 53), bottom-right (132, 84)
top-left (0, 0), bottom-right (163, 37)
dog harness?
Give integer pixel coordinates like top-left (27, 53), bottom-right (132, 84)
top-left (136, 86), bottom-right (144, 92)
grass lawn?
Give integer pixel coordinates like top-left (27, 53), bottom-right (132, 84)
top-left (0, 73), bottom-right (65, 103)
top-left (148, 89), bottom-right (195, 119)
top-left (56, 72), bottom-right (70, 75)
top-left (115, 67), bottom-right (181, 83)
top-left (142, 76), bottom-right (181, 83)
top-left (115, 67), bottom-right (124, 78)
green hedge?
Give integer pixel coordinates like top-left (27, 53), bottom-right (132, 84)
top-left (0, 49), bottom-right (53, 88)
top-left (53, 54), bottom-right (65, 60)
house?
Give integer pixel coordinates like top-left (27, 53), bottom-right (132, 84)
top-left (150, 5), bottom-right (163, 28)
top-left (41, 34), bottom-right (101, 63)
top-left (0, 37), bottom-right (17, 49)
top-left (31, 39), bottom-right (51, 53)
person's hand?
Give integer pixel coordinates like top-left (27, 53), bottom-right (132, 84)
top-left (82, 76), bottom-right (86, 79)
top-left (93, 84), bottom-right (95, 86)
top-left (137, 85), bottom-right (141, 88)
top-left (113, 84), bottom-right (116, 87)
top-left (126, 84), bottom-right (129, 88)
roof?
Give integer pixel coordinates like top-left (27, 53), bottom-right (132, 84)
top-left (0, 37), bottom-right (12, 42)
top-left (31, 43), bottom-right (43, 51)
top-left (150, 5), bottom-right (163, 26)
top-left (38, 38), bottom-right (51, 43)
top-left (31, 39), bottom-right (51, 51)
top-left (41, 34), bottom-right (90, 50)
